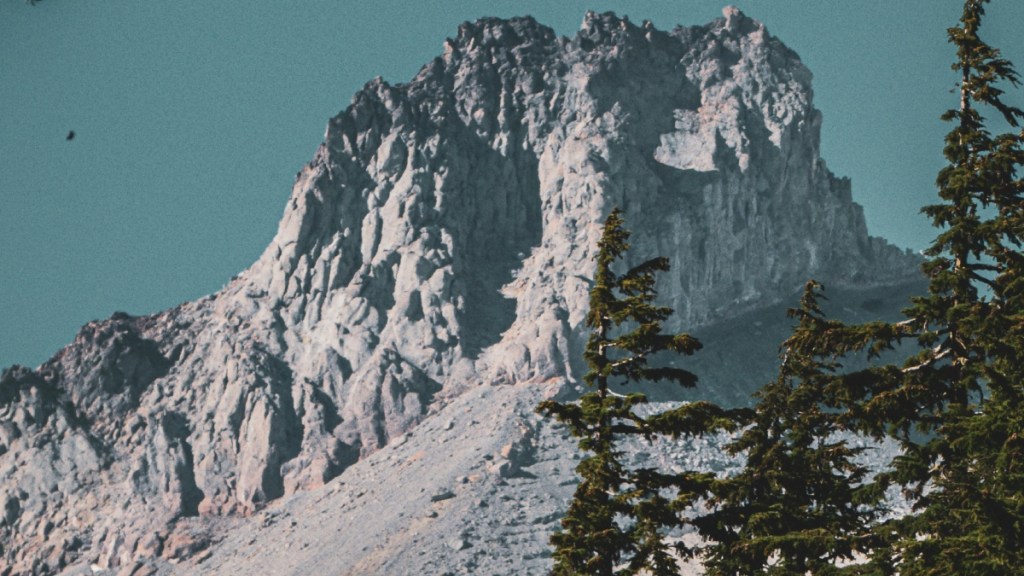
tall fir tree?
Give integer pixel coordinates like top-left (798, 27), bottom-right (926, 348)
top-left (748, 1), bottom-right (1024, 572)
top-left (698, 282), bottom-right (884, 575)
top-left (693, 2), bottom-right (1024, 573)
top-left (862, 1), bottom-right (1024, 573)
top-left (538, 208), bottom-right (740, 576)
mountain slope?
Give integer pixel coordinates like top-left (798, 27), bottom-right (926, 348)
top-left (0, 8), bottom-right (919, 575)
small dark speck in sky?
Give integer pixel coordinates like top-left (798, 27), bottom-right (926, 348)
top-left (66, 130), bottom-right (74, 141)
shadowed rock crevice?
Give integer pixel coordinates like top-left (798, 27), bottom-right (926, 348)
top-left (159, 413), bottom-right (204, 517)
top-left (455, 145), bottom-right (544, 359)
top-left (253, 355), bottom-right (303, 504)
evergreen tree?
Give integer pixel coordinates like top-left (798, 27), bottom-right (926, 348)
top-left (698, 282), bottom-right (883, 575)
top-left (694, 3), bottom-right (1024, 573)
top-left (737, 1), bottom-right (1024, 572)
top-left (859, 1), bottom-right (1024, 573)
top-left (538, 208), bottom-right (740, 576)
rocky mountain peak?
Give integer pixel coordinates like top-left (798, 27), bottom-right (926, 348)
top-left (1, 11), bottom-right (919, 574)
top-left (452, 14), bottom-right (552, 51)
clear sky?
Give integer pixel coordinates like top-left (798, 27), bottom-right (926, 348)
top-left (2, 1), bottom-right (1023, 369)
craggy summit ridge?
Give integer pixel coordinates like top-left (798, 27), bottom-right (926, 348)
top-left (0, 9), bottom-right (917, 574)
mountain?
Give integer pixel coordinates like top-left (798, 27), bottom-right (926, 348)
top-left (0, 8), bottom-right (921, 575)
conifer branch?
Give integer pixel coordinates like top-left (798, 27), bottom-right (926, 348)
top-left (901, 346), bottom-right (952, 373)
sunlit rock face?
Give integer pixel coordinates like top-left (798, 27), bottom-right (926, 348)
top-left (0, 8), bottom-right (918, 574)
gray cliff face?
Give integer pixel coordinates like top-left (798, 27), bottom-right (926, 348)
top-left (0, 9), bottom-right (918, 574)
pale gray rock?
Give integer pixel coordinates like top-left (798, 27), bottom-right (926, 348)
top-left (2, 8), bottom-right (920, 574)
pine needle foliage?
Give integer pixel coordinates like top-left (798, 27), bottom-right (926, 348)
top-left (538, 208), bottom-right (742, 576)
top-left (698, 282), bottom-right (883, 576)
top-left (691, 3), bottom-right (1024, 573)
top-left (732, 1), bottom-right (1024, 573)
top-left (861, 2), bottom-right (1024, 573)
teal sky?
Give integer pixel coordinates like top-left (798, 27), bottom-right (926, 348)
top-left (2, 1), bottom-right (1022, 369)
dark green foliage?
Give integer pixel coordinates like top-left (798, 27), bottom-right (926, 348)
top-left (689, 3), bottom-right (1024, 573)
top-left (538, 208), bottom-right (741, 576)
top-left (853, 2), bottom-right (1024, 573)
top-left (716, 1), bottom-right (1024, 573)
top-left (698, 282), bottom-right (883, 575)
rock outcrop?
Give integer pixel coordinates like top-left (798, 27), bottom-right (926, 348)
top-left (0, 9), bottom-right (919, 574)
